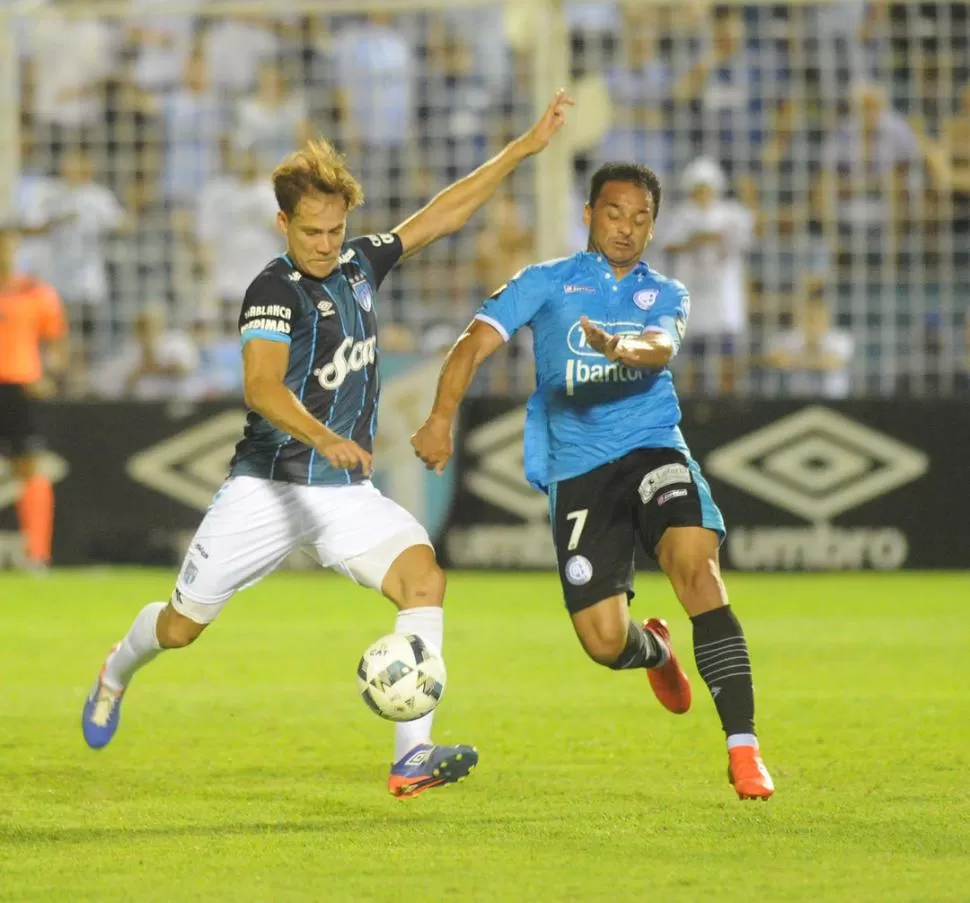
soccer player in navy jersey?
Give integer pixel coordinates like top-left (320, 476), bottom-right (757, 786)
top-left (412, 162), bottom-right (774, 800)
top-left (82, 92), bottom-right (573, 799)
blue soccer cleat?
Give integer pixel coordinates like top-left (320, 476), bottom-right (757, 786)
top-left (81, 645), bottom-right (125, 750)
top-left (387, 742), bottom-right (478, 799)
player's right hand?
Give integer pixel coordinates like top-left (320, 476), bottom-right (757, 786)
top-left (318, 437), bottom-right (372, 475)
top-left (410, 416), bottom-right (452, 475)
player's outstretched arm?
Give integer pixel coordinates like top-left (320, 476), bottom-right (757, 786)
top-left (392, 90), bottom-right (574, 261)
top-left (411, 320), bottom-right (505, 473)
top-left (243, 340), bottom-right (372, 474)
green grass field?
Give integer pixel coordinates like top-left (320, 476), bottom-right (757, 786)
top-left (1, 570), bottom-right (968, 903)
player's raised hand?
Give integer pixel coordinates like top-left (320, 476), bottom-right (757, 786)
top-left (520, 89), bottom-right (575, 155)
top-left (318, 436), bottom-right (372, 476)
top-left (580, 316), bottom-right (622, 362)
top-left (410, 416), bottom-right (453, 475)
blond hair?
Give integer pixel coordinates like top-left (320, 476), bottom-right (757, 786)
top-left (272, 138), bottom-right (364, 216)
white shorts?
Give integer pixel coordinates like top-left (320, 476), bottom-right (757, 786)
top-left (172, 476), bottom-right (431, 624)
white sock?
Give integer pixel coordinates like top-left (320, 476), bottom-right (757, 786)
top-left (393, 605), bottom-right (444, 762)
top-left (102, 602), bottom-right (166, 692)
top-left (726, 733), bottom-right (758, 751)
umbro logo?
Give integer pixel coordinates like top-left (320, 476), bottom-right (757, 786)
top-left (126, 410), bottom-right (248, 510)
top-left (705, 406), bottom-right (930, 570)
top-left (317, 300), bottom-right (335, 317)
top-left (288, 271), bottom-right (301, 282)
top-left (706, 407), bottom-right (928, 523)
top-left (403, 748), bottom-right (432, 767)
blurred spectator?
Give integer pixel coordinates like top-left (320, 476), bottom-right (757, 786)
top-left (895, 312), bottom-right (970, 397)
top-left (417, 19), bottom-right (490, 186)
top-left (662, 157), bottom-right (754, 395)
top-left (204, 12), bottom-right (280, 97)
top-left (234, 60), bottom-right (311, 172)
top-left (92, 305), bottom-right (198, 400)
top-left (196, 144), bottom-right (283, 327)
top-left (568, 1), bottom-right (619, 79)
top-left (672, 7), bottom-right (769, 180)
top-left (331, 13), bottom-right (414, 221)
top-left (106, 160), bottom-right (195, 318)
top-left (797, 2), bottom-right (887, 108)
top-left (473, 195), bottom-right (535, 297)
top-left (25, 0), bottom-right (118, 136)
top-left (186, 318), bottom-right (243, 398)
top-left (818, 83), bottom-right (921, 262)
top-left (599, 5), bottom-right (672, 184)
top-left (738, 99), bottom-right (831, 302)
top-left (911, 84), bottom-right (970, 249)
top-left (764, 283), bottom-right (855, 398)
top-left (101, 56), bottom-right (162, 212)
top-left (160, 46), bottom-right (229, 208)
top-left (443, 7), bottom-right (513, 103)
top-left (11, 127), bottom-right (67, 279)
top-left (126, 0), bottom-right (200, 96)
top-left (45, 148), bottom-right (126, 354)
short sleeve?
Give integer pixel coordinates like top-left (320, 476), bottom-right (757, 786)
top-left (828, 330), bottom-right (854, 362)
top-left (474, 266), bottom-right (549, 342)
top-left (36, 283), bottom-right (67, 341)
top-left (238, 273), bottom-right (300, 346)
top-left (726, 203), bottom-right (755, 252)
top-left (642, 281), bottom-right (691, 356)
top-left (93, 186), bottom-right (125, 231)
top-left (347, 233), bottom-right (404, 289)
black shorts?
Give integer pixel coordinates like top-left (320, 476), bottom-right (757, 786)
top-left (550, 448), bottom-right (726, 614)
top-left (0, 383), bottom-right (42, 457)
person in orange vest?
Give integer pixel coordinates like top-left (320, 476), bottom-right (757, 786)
top-left (0, 222), bottom-right (68, 569)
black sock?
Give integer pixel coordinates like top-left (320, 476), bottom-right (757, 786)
top-left (609, 621), bottom-right (665, 670)
top-left (691, 606), bottom-right (755, 737)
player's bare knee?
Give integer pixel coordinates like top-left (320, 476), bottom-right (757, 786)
top-left (666, 553), bottom-right (709, 595)
top-left (156, 604), bottom-right (206, 649)
top-left (662, 548), bottom-right (725, 613)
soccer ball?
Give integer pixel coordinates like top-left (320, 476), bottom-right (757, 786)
top-left (356, 633), bottom-right (447, 722)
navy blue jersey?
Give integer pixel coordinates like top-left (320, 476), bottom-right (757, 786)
top-left (475, 251), bottom-right (691, 492)
top-left (229, 233), bottom-right (402, 486)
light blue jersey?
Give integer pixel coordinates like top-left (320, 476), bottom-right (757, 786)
top-left (475, 251), bottom-right (692, 493)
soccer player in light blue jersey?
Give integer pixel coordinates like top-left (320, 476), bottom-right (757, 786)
top-left (412, 162), bottom-right (774, 800)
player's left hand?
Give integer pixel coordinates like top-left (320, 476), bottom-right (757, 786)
top-left (580, 316), bottom-right (623, 362)
top-left (520, 89), bottom-right (575, 155)
top-left (411, 416), bottom-right (453, 475)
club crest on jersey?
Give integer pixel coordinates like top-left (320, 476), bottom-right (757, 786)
top-left (350, 278), bottom-right (373, 312)
top-left (634, 289), bottom-right (658, 310)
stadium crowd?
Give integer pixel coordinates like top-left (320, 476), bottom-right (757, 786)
top-left (7, 1), bottom-right (970, 398)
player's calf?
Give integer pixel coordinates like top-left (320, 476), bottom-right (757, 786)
top-left (572, 594), bottom-right (664, 667)
top-left (156, 602), bottom-right (208, 648)
top-left (81, 599), bottom-right (207, 751)
top-left (571, 595), bottom-right (691, 713)
top-left (658, 528), bottom-right (775, 798)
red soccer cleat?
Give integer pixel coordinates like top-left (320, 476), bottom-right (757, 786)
top-left (642, 618), bottom-right (692, 714)
top-left (728, 745), bottom-right (775, 800)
